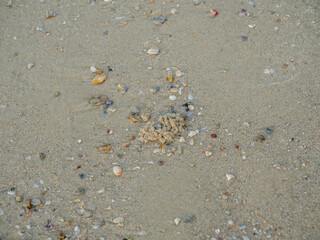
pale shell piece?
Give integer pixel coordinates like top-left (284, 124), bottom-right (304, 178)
top-left (226, 173), bottom-right (235, 181)
top-left (113, 166), bottom-right (123, 176)
top-left (147, 46), bottom-right (160, 55)
top-left (171, 8), bottom-right (178, 15)
top-left (174, 218), bottom-right (181, 225)
top-left (92, 73), bottom-right (106, 84)
top-left (205, 151), bottom-right (212, 157)
top-left (90, 66), bottom-right (97, 72)
top-left (248, 24), bottom-right (256, 29)
top-left (113, 217), bottom-right (124, 224)
top-left (175, 70), bottom-right (184, 77)
top-left (169, 95), bottom-right (177, 101)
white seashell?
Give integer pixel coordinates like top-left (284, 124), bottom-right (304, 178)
top-left (169, 95), bottom-right (177, 101)
top-left (248, 24), bottom-right (256, 29)
top-left (171, 8), bottom-right (178, 15)
top-left (90, 66), bottom-right (97, 72)
top-left (113, 166), bottom-right (123, 176)
top-left (174, 218), bottom-right (181, 225)
top-left (175, 70), bottom-right (184, 76)
top-left (113, 217), bottom-right (124, 224)
top-left (226, 174), bottom-right (235, 181)
top-left (147, 46), bottom-right (160, 55)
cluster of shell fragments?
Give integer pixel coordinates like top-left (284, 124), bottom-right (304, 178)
top-left (139, 113), bottom-right (186, 144)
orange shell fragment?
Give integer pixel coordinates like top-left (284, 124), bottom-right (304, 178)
top-left (92, 73), bottom-right (106, 84)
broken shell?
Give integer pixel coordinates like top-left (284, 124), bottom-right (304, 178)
top-left (167, 71), bottom-right (174, 83)
top-left (140, 113), bottom-right (150, 122)
top-left (97, 144), bottom-right (111, 153)
top-left (90, 66), bottom-right (97, 72)
top-left (113, 217), bottom-right (124, 224)
top-left (226, 174), bottom-right (235, 182)
top-left (113, 166), bottom-right (123, 176)
top-left (174, 218), bottom-right (181, 225)
top-left (45, 10), bottom-right (57, 19)
top-left (169, 95), bottom-right (177, 101)
top-left (92, 73), bottom-right (106, 84)
top-left (128, 114), bottom-right (139, 123)
top-left (147, 46), bottom-right (160, 55)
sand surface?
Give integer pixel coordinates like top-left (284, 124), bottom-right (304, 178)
top-left (0, 0), bottom-right (319, 239)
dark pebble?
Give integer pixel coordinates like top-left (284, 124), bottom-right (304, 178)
top-left (39, 153), bottom-right (46, 160)
top-left (241, 36), bottom-right (248, 41)
top-left (158, 161), bottom-right (165, 166)
top-left (155, 15), bottom-right (167, 24)
top-left (79, 173), bottom-right (86, 179)
top-left (266, 128), bottom-right (273, 134)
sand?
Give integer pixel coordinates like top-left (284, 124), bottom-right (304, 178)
top-left (0, 0), bottom-right (319, 239)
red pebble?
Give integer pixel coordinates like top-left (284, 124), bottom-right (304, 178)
top-left (210, 9), bottom-right (218, 17)
top-left (76, 165), bottom-right (81, 169)
top-left (107, 129), bottom-right (111, 134)
top-left (158, 161), bottom-right (165, 166)
top-left (210, 134), bottom-right (217, 139)
top-left (235, 145), bottom-right (239, 149)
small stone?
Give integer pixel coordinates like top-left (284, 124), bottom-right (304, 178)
top-left (189, 139), bottom-right (194, 145)
top-left (205, 151), bottom-right (212, 157)
top-left (140, 113), bottom-right (150, 122)
top-left (138, 231), bottom-right (147, 236)
top-left (75, 187), bottom-right (86, 195)
top-left (188, 131), bottom-right (197, 138)
top-left (55, 91), bottom-right (61, 97)
top-left (113, 166), bottom-right (123, 176)
top-left (188, 93), bottom-right (194, 100)
top-left (31, 198), bottom-right (42, 206)
top-left (183, 216), bottom-right (195, 223)
top-left (15, 195), bottom-right (23, 202)
top-left (179, 137), bottom-right (186, 143)
top-left (241, 36), bottom-right (248, 41)
top-left (238, 224), bottom-right (246, 230)
top-left (226, 174), bottom-right (235, 182)
top-left (39, 153), bottom-right (46, 160)
top-left (90, 66), bottom-right (97, 73)
top-left (147, 46), bottom-right (160, 55)
top-left (113, 217), bottom-right (124, 224)
top-left (131, 106), bottom-right (140, 114)
top-left (27, 63), bottom-right (34, 70)
top-left (150, 86), bottom-right (160, 94)
top-left (255, 135), bottom-right (265, 142)
top-left (171, 8), bottom-right (178, 14)
top-left (107, 106), bottom-right (117, 113)
top-left (105, 205), bottom-right (112, 211)
top-left (155, 15), bottom-right (167, 24)
top-left (243, 121), bottom-right (250, 127)
top-left (242, 236), bottom-right (250, 240)
top-left (169, 95), bottom-right (177, 101)
top-left (266, 128), bottom-right (273, 134)
top-left (0, 208), bottom-right (4, 216)
top-left (248, 24), bottom-right (256, 28)
top-left (193, 0), bottom-right (205, 6)
top-left (25, 156), bottom-right (32, 160)
top-left (174, 218), bottom-right (181, 225)
top-left (264, 68), bottom-right (275, 74)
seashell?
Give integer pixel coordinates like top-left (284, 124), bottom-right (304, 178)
top-left (92, 73), bottom-right (106, 84)
top-left (45, 10), bottom-right (57, 19)
top-left (169, 95), bottom-right (177, 101)
top-left (97, 144), bottom-right (111, 153)
top-left (128, 114), bottom-right (139, 123)
top-left (147, 46), bottom-right (160, 55)
top-left (113, 166), bottom-right (123, 176)
top-left (113, 217), bottom-right (124, 224)
top-left (226, 173), bottom-right (234, 182)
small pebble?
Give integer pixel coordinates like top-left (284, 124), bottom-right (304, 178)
top-left (171, 8), bottom-right (178, 14)
top-left (266, 128), bottom-right (273, 134)
top-left (138, 231), bottom-right (147, 236)
top-left (241, 36), bottom-right (248, 41)
top-left (238, 224), bottom-right (246, 230)
top-left (90, 66), bottom-right (97, 72)
top-left (15, 195), bottom-right (23, 202)
top-left (193, 0), bottom-right (204, 5)
top-left (155, 15), bottom-right (167, 24)
top-left (0, 208), bottom-right (4, 216)
top-left (169, 95), bottom-right (177, 101)
top-left (264, 68), bottom-right (275, 74)
top-left (242, 236), bottom-right (250, 240)
top-left (113, 217), bottom-right (124, 224)
top-left (31, 198), bottom-right (42, 206)
top-left (188, 93), bottom-right (194, 100)
top-left (147, 46), bottom-right (160, 55)
top-left (205, 151), bottom-right (212, 157)
top-left (131, 106), bottom-right (140, 114)
top-left (150, 86), bottom-right (160, 94)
